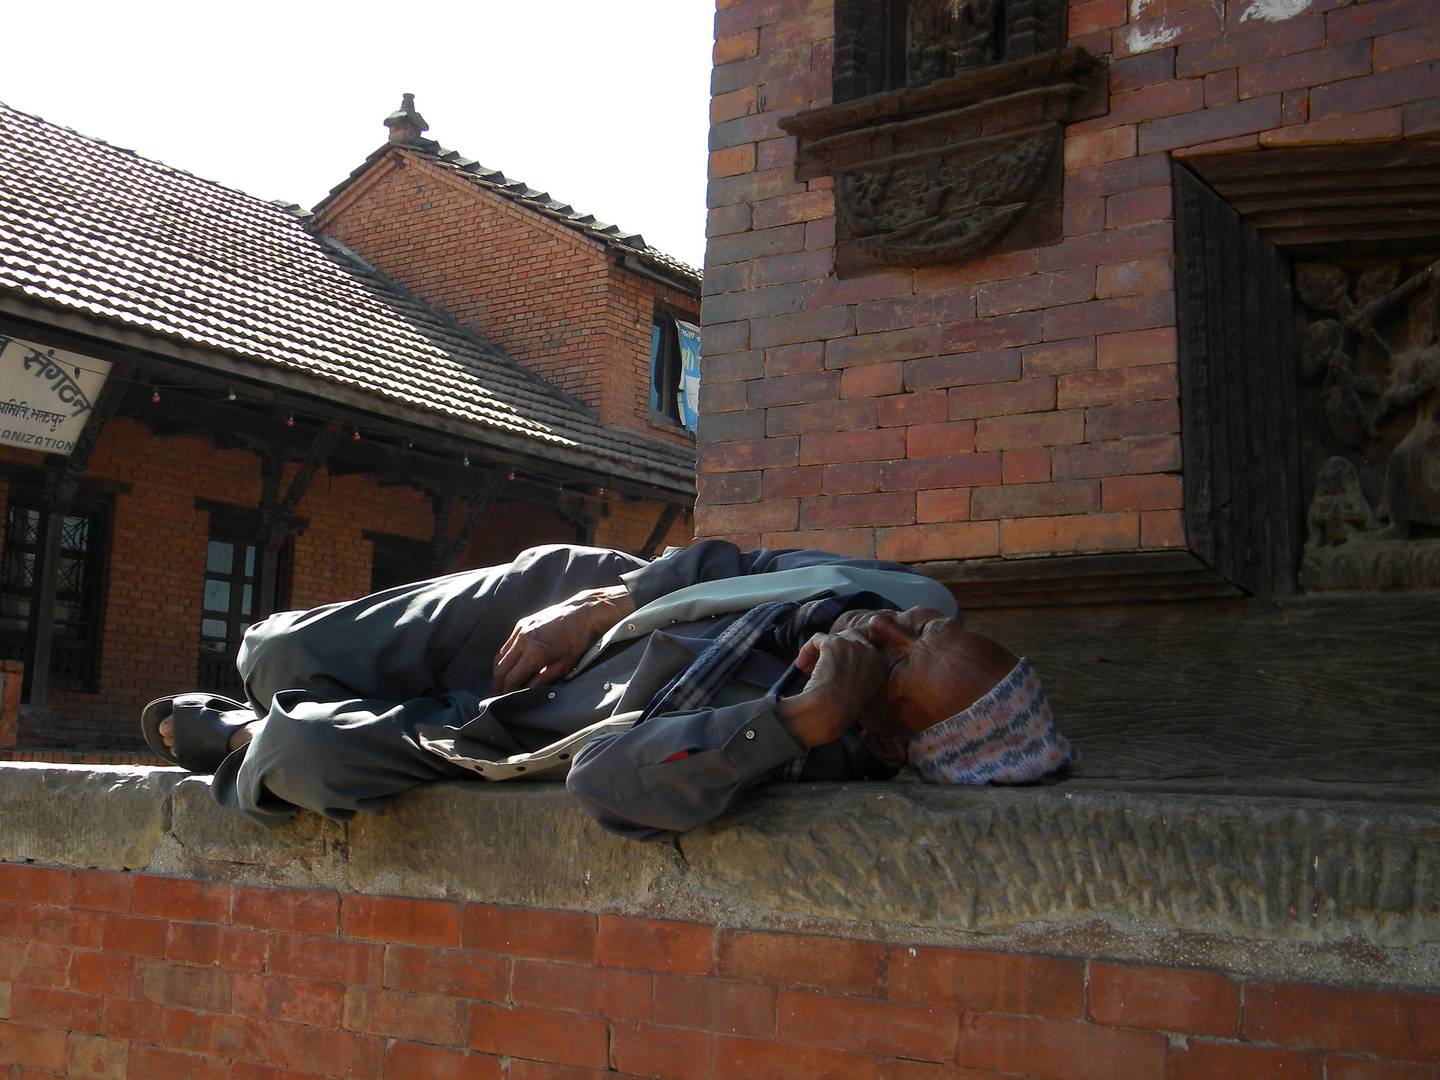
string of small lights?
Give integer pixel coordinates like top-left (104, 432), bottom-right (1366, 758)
top-left (141, 382), bottom-right (608, 495)
top-left (6, 348), bottom-right (686, 511)
top-left (16, 355), bottom-right (635, 500)
top-left (141, 381), bottom-right (422, 457)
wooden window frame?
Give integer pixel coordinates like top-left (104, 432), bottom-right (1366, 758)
top-left (195, 500), bottom-right (292, 696)
top-left (0, 485), bottom-right (111, 694)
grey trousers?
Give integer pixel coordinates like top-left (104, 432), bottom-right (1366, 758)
top-left (209, 544), bottom-right (647, 828)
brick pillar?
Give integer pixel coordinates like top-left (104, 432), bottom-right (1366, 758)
top-left (0, 659), bottom-right (23, 748)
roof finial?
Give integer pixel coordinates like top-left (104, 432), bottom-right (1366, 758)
top-left (384, 93), bottom-right (429, 146)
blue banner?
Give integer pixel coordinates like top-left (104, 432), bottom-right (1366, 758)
top-left (676, 320), bottom-right (701, 433)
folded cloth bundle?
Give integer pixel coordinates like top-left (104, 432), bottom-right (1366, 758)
top-left (907, 657), bottom-right (1079, 785)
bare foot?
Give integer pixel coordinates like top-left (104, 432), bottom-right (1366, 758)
top-left (158, 716), bottom-right (262, 754)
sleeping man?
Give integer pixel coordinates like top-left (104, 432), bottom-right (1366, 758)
top-left (143, 541), bottom-right (1077, 841)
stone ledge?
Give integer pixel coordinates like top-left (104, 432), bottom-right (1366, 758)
top-left (2, 762), bottom-right (1438, 990)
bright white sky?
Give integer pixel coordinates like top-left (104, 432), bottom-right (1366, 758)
top-left (3, 0), bottom-right (715, 270)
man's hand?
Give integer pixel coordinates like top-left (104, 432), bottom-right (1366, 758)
top-left (494, 585), bottom-right (636, 693)
top-left (775, 630), bottom-right (889, 749)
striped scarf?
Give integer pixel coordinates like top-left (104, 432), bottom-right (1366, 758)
top-left (635, 592), bottom-right (895, 725)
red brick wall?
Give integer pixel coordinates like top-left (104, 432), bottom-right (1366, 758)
top-left (697, 0), bottom-right (1440, 559)
top-left (0, 660), bottom-right (18, 750)
top-left (313, 150), bottom-right (698, 446)
top-left (461, 497), bottom-right (691, 565)
top-left (1, 861), bottom-right (1435, 1079)
top-left (596, 491), bottom-right (695, 555)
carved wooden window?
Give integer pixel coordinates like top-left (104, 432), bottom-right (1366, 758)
top-left (1172, 164), bottom-right (1301, 597)
top-left (780, 0), bottom-right (1106, 276)
top-left (832, 0), bottom-right (1070, 103)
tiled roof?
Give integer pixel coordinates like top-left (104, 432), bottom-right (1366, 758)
top-left (0, 102), bottom-right (695, 491)
top-left (317, 132), bottom-right (702, 292)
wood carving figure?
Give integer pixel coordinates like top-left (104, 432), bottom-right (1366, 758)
top-left (1371, 279), bottom-right (1440, 538)
top-left (907, 0), bottom-right (1003, 85)
top-left (1306, 456), bottom-right (1378, 548)
top-left (1297, 259), bottom-right (1440, 590)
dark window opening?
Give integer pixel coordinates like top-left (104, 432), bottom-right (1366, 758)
top-left (0, 496), bottom-right (109, 692)
top-left (833, 0), bottom-right (1068, 103)
top-left (649, 310), bottom-right (700, 433)
top-left (365, 531), bottom-right (434, 593)
top-left (650, 316), bottom-right (682, 424)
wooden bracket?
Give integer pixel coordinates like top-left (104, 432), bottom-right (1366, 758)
top-left (434, 468), bottom-right (508, 573)
top-left (48, 363), bottom-right (133, 511)
top-left (640, 503), bottom-right (683, 559)
top-left (268, 420), bottom-right (341, 545)
top-left (252, 420), bottom-right (341, 618)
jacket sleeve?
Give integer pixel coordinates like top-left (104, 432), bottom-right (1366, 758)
top-left (565, 695), bottom-right (805, 842)
top-left (618, 540), bottom-right (759, 607)
top-left (618, 539), bottom-right (928, 609)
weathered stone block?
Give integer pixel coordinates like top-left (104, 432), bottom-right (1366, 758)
top-left (169, 776), bottom-right (345, 873)
top-left (680, 785), bottom-right (1440, 948)
top-left (346, 782), bottom-right (670, 908)
top-left (0, 764), bottom-right (181, 869)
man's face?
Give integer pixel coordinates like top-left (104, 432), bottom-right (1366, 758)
top-left (829, 606), bottom-right (1016, 765)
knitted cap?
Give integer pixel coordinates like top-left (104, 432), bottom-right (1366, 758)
top-left (906, 657), bottom-right (1079, 785)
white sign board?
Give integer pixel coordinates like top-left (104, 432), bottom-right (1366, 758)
top-left (0, 336), bottom-right (112, 456)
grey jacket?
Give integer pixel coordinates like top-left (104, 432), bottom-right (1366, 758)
top-left (423, 541), bottom-right (958, 841)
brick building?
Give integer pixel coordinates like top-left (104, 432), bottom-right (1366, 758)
top-left (693, 0), bottom-right (1440, 799)
top-left (698, 0), bottom-right (1437, 573)
top-left (315, 96), bottom-right (704, 451)
top-left (0, 100), bottom-right (697, 757)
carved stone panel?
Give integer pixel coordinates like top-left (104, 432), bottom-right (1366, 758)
top-left (781, 0), bottom-right (1106, 276)
top-left (1295, 257), bottom-right (1440, 591)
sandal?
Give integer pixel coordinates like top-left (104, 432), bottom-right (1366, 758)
top-left (140, 693), bottom-right (256, 774)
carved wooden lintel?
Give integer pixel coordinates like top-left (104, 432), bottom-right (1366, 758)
top-left (916, 549), bottom-right (1240, 609)
top-left (781, 18), bottom-right (1107, 275)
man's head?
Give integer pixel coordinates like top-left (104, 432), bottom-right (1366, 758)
top-left (828, 605), bottom-right (1018, 766)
